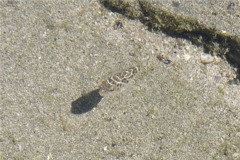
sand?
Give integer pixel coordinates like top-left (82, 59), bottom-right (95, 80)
top-left (1, 0), bottom-right (239, 159)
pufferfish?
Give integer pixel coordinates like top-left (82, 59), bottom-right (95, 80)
top-left (71, 66), bottom-right (140, 114)
top-left (99, 66), bottom-right (140, 96)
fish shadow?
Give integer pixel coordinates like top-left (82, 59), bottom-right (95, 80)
top-left (71, 89), bottom-right (103, 114)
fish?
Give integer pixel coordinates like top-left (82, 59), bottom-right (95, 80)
top-left (71, 66), bottom-right (140, 114)
top-left (99, 66), bottom-right (140, 96)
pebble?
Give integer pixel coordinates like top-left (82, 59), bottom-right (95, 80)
top-left (183, 54), bottom-right (191, 61)
top-left (232, 153), bottom-right (240, 160)
top-left (200, 53), bottom-right (215, 64)
top-left (214, 76), bottom-right (222, 83)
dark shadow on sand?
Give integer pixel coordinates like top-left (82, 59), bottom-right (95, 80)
top-left (71, 89), bottom-right (103, 114)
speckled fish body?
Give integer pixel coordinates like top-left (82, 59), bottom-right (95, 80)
top-left (99, 66), bottom-right (140, 96)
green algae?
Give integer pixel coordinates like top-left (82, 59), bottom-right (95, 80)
top-left (101, 0), bottom-right (240, 68)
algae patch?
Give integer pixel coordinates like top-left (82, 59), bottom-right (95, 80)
top-left (100, 0), bottom-right (240, 78)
